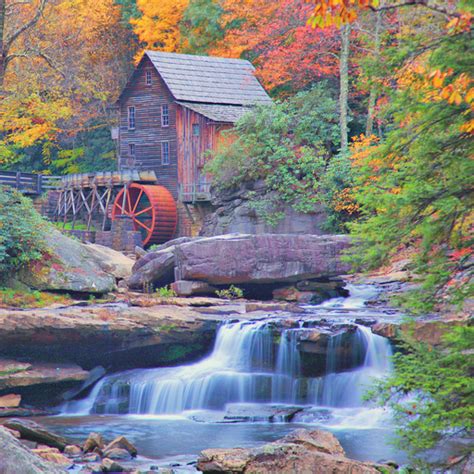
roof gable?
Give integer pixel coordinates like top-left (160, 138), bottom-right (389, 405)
top-left (144, 50), bottom-right (272, 106)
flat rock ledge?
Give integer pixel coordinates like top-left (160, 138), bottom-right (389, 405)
top-left (197, 428), bottom-right (390, 473)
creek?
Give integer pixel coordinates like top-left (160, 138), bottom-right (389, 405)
top-left (38, 285), bottom-right (407, 469)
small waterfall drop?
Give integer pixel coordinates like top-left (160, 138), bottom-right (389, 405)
top-left (308, 325), bottom-right (392, 407)
top-left (64, 317), bottom-right (393, 416)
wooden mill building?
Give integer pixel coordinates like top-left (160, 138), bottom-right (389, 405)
top-left (117, 50), bottom-right (272, 207)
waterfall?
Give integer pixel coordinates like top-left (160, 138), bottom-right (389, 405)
top-left (271, 330), bottom-right (302, 403)
top-left (63, 319), bottom-right (392, 415)
top-left (308, 325), bottom-right (393, 407)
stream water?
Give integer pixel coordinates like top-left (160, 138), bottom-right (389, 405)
top-left (39, 285), bottom-right (407, 468)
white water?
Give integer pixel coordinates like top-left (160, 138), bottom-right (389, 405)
top-left (63, 290), bottom-right (393, 416)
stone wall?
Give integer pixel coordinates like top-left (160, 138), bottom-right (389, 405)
top-left (176, 201), bottom-right (212, 238)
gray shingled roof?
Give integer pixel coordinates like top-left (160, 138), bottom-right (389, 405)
top-left (176, 101), bottom-right (253, 123)
top-left (145, 51), bottom-right (272, 106)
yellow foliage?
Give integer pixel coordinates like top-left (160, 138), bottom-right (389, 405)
top-left (132, 0), bottom-right (190, 52)
top-left (1, 0), bottom-right (130, 151)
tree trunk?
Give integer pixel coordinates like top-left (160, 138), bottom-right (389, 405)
top-left (0, 0), bottom-right (6, 88)
top-left (366, 10), bottom-right (382, 137)
top-left (339, 24), bottom-right (350, 153)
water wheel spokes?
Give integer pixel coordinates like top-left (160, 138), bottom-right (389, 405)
top-left (111, 183), bottom-right (177, 246)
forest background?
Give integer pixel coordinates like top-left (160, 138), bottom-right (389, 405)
top-left (0, 1), bottom-right (472, 466)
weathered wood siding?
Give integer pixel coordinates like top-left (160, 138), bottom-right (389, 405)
top-left (119, 57), bottom-right (178, 197)
top-left (176, 106), bottom-right (232, 191)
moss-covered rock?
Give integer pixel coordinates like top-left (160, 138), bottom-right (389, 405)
top-left (18, 228), bottom-right (116, 294)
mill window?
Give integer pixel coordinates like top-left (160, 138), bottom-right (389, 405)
top-left (128, 106), bottom-right (135, 130)
top-left (161, 104), bottom-right (169, 127)
top-left (192, 123), bottom-right (200, 136)
top-left (129, 143), bottom-right (136, 157)
top-left (145, 70), bottom-right (152, 85)
top-left (161, 141), bottom-right (170, 165)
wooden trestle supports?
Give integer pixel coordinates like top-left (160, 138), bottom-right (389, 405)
top-left (54, 170), bottom-right (158, 231)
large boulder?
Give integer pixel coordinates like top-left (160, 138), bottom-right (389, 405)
top-left (18, 228), bottom-right (116, 294)
top-left (127, 246), bottom-right (175, 290)
top-left (0, 427), bottom-right (67, 473)
top-left (197, 428), bottom-right (387, 473)
top-left (175, 234), bottom-right (351, 285)
top-left (84, 243), bottom-right (134, 280)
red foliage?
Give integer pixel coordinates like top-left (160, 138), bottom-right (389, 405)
top-left (213, 0), bottom-right (340, 92)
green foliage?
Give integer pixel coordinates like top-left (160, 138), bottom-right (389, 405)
top-left (155, 285), bottom-right (177, 298)
top-left (346, 30), bottom-right (473, 310)
top-left (206, 83), bottom-right (341, 223)
top-left (3, 125), bottom-right (117, 175)
top-left (0, 188), bottom-right (47, 278)
top-left (215, 285), bottom-right (244, 300)
top-left (368, 326), bottom-right (474, 467)
top-left (114, 0), bottom-right (140, 23)
top-left (181, 0), bottom-right (225, 54)
top-left (54, 222), bottom-right (96, 231)
top-left (319, 151), bottom-right (355, 231)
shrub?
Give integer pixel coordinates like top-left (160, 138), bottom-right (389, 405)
top-left (215, 285), bottom-right (244, 300)
top-left (0, 287), bottom-right (71, 308)
top-left (367, 326), bottom-right (474, 468)
top-left (0, 188), bottom-right (47, 279)
top-left (205, 83), bottom-right (342, 224)
top-left (155, 285), bottom-right (177, 298)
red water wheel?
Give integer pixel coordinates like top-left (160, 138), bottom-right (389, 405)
top-left (111, 183), bottom-right (177, 246)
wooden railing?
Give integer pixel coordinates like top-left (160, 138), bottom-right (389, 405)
top-left (178, 182), bottom-right (212, 203)
top-left (0, 171), bottom-right (62, 195)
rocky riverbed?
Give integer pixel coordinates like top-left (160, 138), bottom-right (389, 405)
top-left (1, 231), bottom-right (469, 473)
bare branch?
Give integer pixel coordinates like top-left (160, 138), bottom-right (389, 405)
top-left (5, 0), bottom-right (48, 49)
top-left (369, 0), bottom-right (459, 19)
top-left (6, 1), bottom-right (32, 13)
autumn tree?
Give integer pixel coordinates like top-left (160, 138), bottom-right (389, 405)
top-left (0, 0), bottom-right (133, 169)
top-left (310, 0), bottom-right (474, 310)
top-left (0, 0), bottom-right (48, 88)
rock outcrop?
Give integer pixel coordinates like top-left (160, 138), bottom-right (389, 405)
top-left (17, 228), bottom-right (116, 294)
top-left (0, 427), bottom-right (67, 474)
top-left (0, 302), bottom-right (219, 370)
top-left (127, 246), bottom-right (176, 290)
top-left (0, 359), bottom-right (89, 407)
top-left (84, 243), bottom-right (134, 280)
top-left (128, 233), bottom-right (351, 293)
top-left (197, 428), bottom-right (388, 473)
top-left (175, 234), bottom-right (351, 285)
top-left (201, 181), bottom-right (328, 236)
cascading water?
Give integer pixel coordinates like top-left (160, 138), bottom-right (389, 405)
top-left (308, 325), bottom-right (392, 407)
top-left (63, 316), bottom-right (393, 416)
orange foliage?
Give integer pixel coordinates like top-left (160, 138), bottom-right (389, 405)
top-left (333, 187), bottom-right (359, 215)
top-left (307, 0), bottom-right (380, 28)
top-left (397, 62), bottom-right (474, 134)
